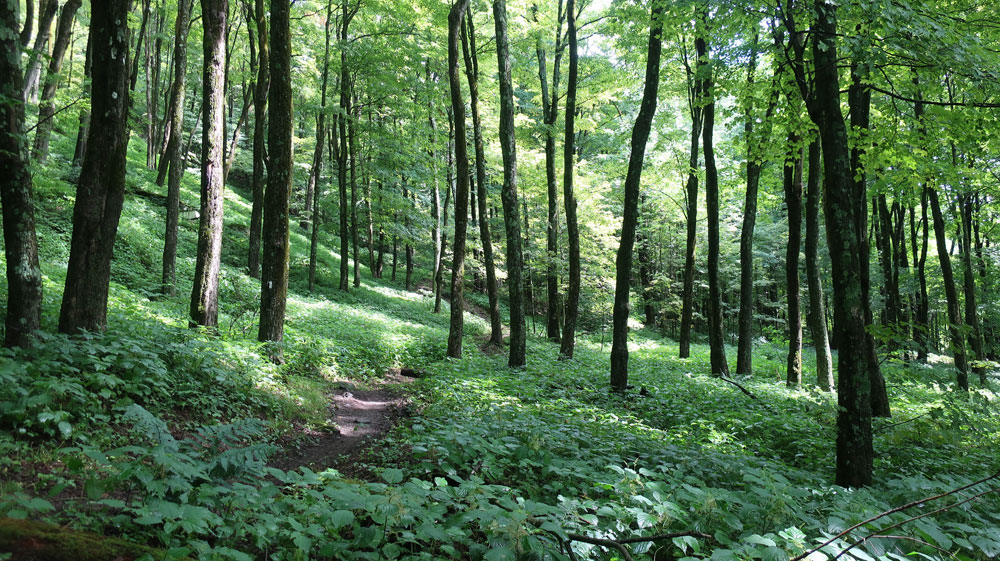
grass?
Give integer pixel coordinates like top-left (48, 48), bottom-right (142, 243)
top-left (0, 123), bottom-right (999, 560)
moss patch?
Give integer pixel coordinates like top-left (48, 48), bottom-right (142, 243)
top-left (0, 518), bottom-right (187, 561)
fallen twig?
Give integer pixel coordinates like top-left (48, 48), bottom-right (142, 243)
top-left (718, 375), bottom-right (757, 399)
top-left (565, 530), bottom-right (714, 561)
top-left (791, 470), bottom-right (1000, 561)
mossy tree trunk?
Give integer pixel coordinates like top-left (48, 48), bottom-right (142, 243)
top-left (189, 0), bottom-right (228, 329)
top-left (258, 0), bottom-right (292, 349)
top-left (1, 0), bottom-right (43, 347)
top-left (493, 0), bottom-right (526, 367)
top-left (805, 140), bottom-right (834, 390)
top-left (58, 0), bottom-right (131, 334)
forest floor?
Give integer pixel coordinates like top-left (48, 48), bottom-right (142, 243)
top-left (270, 370), bottom-right (416, 478)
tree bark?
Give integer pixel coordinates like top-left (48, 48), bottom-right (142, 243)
top-left (785, 140), bottom-right (803, 386)
top-left (701, 33), bottom-right (728, 377)
top-left (435, 111), bottom-right (455, 314)
top-left (736, 38), bottom-right (779, 375)
top-left (609, 0), bottom-right (663, 390)
top-left (247, 0), bottom-right (268, 278)
top-left (534, 1), bottom-right (565, 342)
top-left (446, 0), bottom-right (472, 358)
top-left (189, 0), bottom-right (228, 329)
top-left (804, 140), bottom-right (834, 390)
top-left (795, 0), bottom-right (873, 487)
top-left (31, 0), bottom-right (82, 162)
top-left (493, 0), bottom-right (526, 367)
top-left (2, 0), bottom-right (43, 347)
top-left (159, 0), bottom-right (193, 295)
top-left (58, 0), bottom-right (131, 333)
top-left (258, 0), bottom-right (292, 349)
top-left (678, 33), bottom-right (705, 359)
top-left (21, 0), bottom-right (57, 103)
top-left (464, 10), bottom-right (504, 348)
top-left (72, 27), bottom-right (93, 166)
top-left (350, 103), bottom-right (361, 288)
top-left (959, 194), bottom-right (986, 384)
top-left (20, 0), bottom-right (34, 47)
top-left (559, 0), bottom-right (580, 359)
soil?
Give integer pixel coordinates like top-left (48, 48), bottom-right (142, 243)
top-left (269, 370), bottom-right (416, 477)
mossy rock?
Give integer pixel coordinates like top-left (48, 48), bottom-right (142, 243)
top-left (0, 518), bottom-right (189, 561)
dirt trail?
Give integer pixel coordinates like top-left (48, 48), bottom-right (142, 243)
top-left (271, 371), bottom-right (416, 476)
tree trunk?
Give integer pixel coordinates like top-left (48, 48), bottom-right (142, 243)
top-left (247, 0), bottom-right (268, 278)
top-left (736, 40), bottom-right (779, 375)
top-left (435, 113), bottom-right (454, 314)
top-left (427, 62), bottom-right (443, 305)
top-left (58, 0), bottom-right (131, 333)
top-left (463, 10), bottom-right (504, 348)
top-left (20, 0), bottom-right (34, 47)
top-left (258, 0), bottom-right (291, 349)
top-left (493, 0), bottom-right (526, 366)
top-left (609, 0), bottom-right (663, 390)
top-left (189, 0), bottom-right (228, 329)
top-left (679, 33), bottom-right (705, 359)
top-left (534, 1), bottom-right (565, 342)
top-left (336, 4), bottom-right (355, 291)
top-left (701, 33), bottom-right (728, 377)
top-left (785, 140), bottom-right (803, 386)
top-left (1, 3), bottom-right (43, 347)
top-left (446, 0), bottom-right (472, 358)
top-left (303, 2), bottom-right (332, 235)
top-left (129, 0), bottom-right (150, 92)
top-left (959, 195), bottom-right (985, 384)
top-left (559, 0), bottom-right (580, 359)
top-left (21, 0), bottom-right (57, 103)
top-left (805, 140), bottom-right (834, 390)
top-left (929, 187), bottom-right (969, 389)
top-left (31, 0), bottom-right (82, 162)
top-left (159, 0), bottom-right (192, 295)
top-left (72, 28), bottom-right (93, 166)
top-left (795, 0), bottom-right (873, 487)
top-left (350, 105), bottom-right (361, 288)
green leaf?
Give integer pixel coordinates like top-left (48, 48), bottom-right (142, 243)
top-left (329, 509), bottom-right (355, 529)
top-left (382, 468), bottom-right (404, 484)
top-left (84, 478), bottom-right (105, 500)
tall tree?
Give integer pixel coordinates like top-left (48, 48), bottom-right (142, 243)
top-left (609, 0), bottom-right (664, 391)
top-left (959, 193), bottom-right (986, 385)
top-left (735, 35), bottom-right (779, 375)
top-left (445, 0), bottom-right (471, 359)
top-left (189, 0), bottom-right (228, 329)
top-left (494, 0), bottom-right (526, 367)
top-left (784, 0), bottom-right (874, 486)
top-left (337, 2), bottom-right (358, 292)
top-left (463, 10), bottom-right (502, 348)
top-left (247, 0), bottom-right (269, 279)
top-left (159, 0), bottom-right (194, 295)
top-left (1, 0), bottom-right (43, 347)
top-left (678, 32), bottom-right (705, 359)
top-left (700, 31), bottom-right (728, 377)
top-left (533, 1), bottom-right (566, 342)
top-left (929, 185), bottom-right (969, 390)
top-left (785, 139), bottom-right (804, 386)
top-left (804, 140), bottom-right (834, 390)
top-left (559, 0), bottom-right (581, 359)
top-left (258, 0), bottom-right (292, 349)
top-left (58, 0), bottom-right (131, 333)
top-left (31, 0), bottom-right (82, 162)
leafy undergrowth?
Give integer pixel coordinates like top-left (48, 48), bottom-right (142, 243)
top-left (2, 134), bottom-right (999, 560)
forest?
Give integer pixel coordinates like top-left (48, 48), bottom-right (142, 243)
top-left (1, 0), bottom-right (1000, 558)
